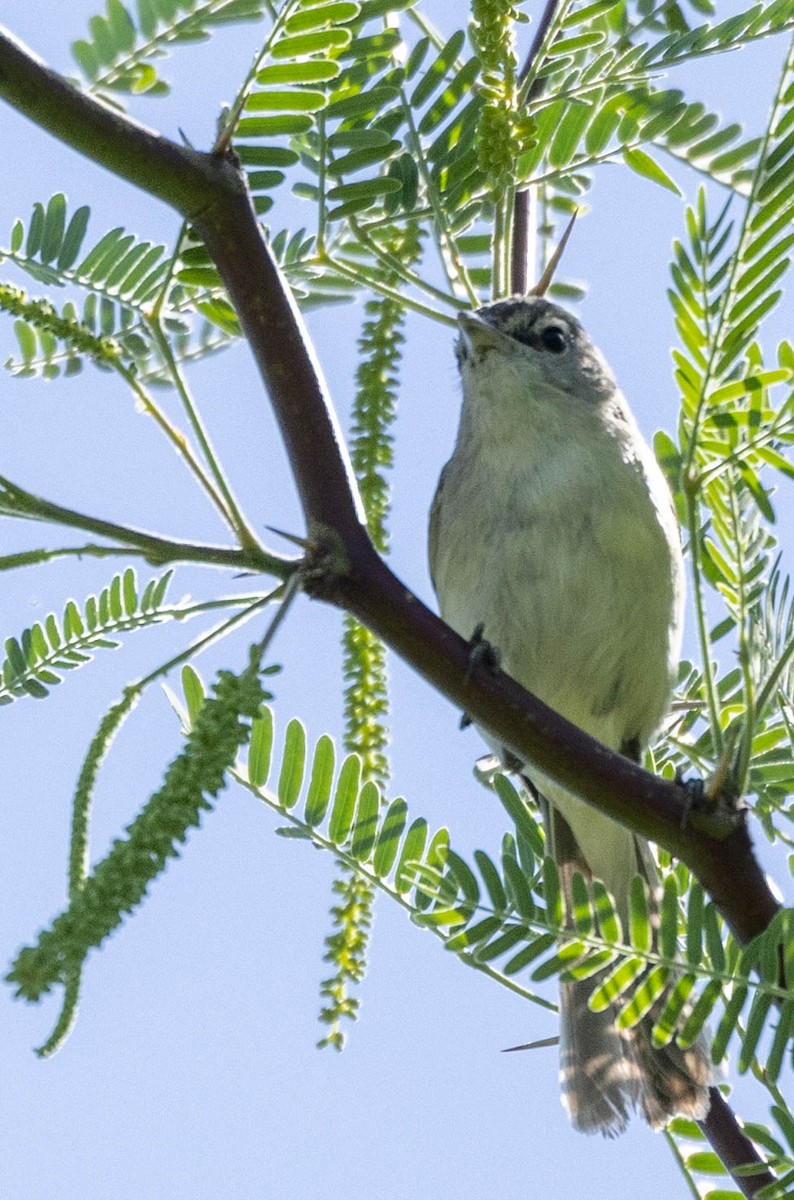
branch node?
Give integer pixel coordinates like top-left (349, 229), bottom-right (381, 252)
top-left (301, 524), bottom-right (353, 601)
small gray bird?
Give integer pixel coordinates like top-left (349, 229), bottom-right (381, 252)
top-left (429, 294), bottom-right (712, 1135)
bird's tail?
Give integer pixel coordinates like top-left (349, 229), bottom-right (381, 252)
top-left (550, 804), bottom-right (713, 1136)
top-left (559, 976), bottom-right (712, 1135)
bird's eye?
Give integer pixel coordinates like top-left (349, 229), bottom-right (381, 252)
top-left (541, 326), bottom-right (566, 353)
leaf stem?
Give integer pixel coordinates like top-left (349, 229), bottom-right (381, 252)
top-left (396, 79), bottom-right (478, 306)
top-left (145, 315), bottom-right (260, 548)
top-left (0, 544), bottom-right (153, 571)
top-left (115, 358), bottom-right (242, 530)
top-left (249, 570), bottom-right (302, 662)
top-left (685, 482), bottom-right (724, 754)
top-left (316, 114), bottom-right (329, 253)
top-left (755, 638), bottom-right (794, 727)
top-left (316, 253), bottom-right (458, 324)
top-left (235, 770), bottom-right (559, 1013)
top-left (518, 0), bottom-right (568, 91)
top-left (0, 472), bottom-right (292, 576)
top-left (697, 396), bottom-right (794, 489)
top-left (663, 1127), bottom-right (702, 1200)
top-left (349, 217), bottom-right (467, 310)
top-left (492, 195), bottom-right (506, 300)
top-left (212, 0), bottom-right (299, 152)
top-left (727, 483), bottom-right (756, 795)
top-left (683, 45), bottom-right (794, 477)
top-left (135, 592), bottom-right (278, 692)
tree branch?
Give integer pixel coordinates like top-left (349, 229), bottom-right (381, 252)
top-left (0, 471), bottom-right (291, 575)
top-left (510, 189), bottom-right (530, 295)
top-left (698, 1088), bottom-right (777, 1199)
top-left (0, 28), bottom-right (220, 212)
top-left (512, 0), bottom-right (565, 295)
top-left (518, 0), bottom-right (564, 87)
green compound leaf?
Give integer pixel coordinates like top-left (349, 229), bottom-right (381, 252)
top-left (0, 570), bottom-right (175, 705)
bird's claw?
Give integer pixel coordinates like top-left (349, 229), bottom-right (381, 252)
top-left (460, 623), bottom-right (501, 728)
top-left (465, 622), bottom-right (500, 679)
top-left (674, 772), bottom-right (706, 831)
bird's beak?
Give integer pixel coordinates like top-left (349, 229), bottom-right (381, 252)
top-left (457, 311), bottom-right (512, 357)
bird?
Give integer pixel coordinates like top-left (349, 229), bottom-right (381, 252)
top-left (428, 283), bottom-right (712, 1135)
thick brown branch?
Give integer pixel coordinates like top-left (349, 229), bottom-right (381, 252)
top-left (0, 27), bottom-right (218, 213)
top-left (192, 194), bottom-right (365, 538)
top-left (698, 1088), bottom-right (777, 1199)
top-left (325, 552), bottom-right (780, 949)
top-left (180, 120), bottom-right (780, 953)
top-left (188, 163), bottom-right (782, 953)
top-left (0, 25), bottom-right (366, 546)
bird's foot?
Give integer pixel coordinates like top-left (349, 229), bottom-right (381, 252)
top-left (674, 772), bottom-right (707, 831)
top-left (460, 623), bottom-right (501, 728)
top-left (465, 622), bottom-right (500, 677)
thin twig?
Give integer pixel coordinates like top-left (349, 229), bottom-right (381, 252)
top-left (511, 190), bottom-right (530, 295)
top-left (146, 316), bottom-right (260, 549)
top-left (0, 471), bottom-right (291, 575)
top-left (511, 1), bottom-right (566, 294)
top-left (115, 358), bottom-right (240, 528)
top-left (518, 0), bottom-right (565, 86)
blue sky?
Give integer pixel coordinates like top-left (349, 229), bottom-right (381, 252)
top-left (1, 4), bottom-right (792, 1198)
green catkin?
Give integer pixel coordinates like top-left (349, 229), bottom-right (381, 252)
top-left (9, 665), bottom-right (265, 1001)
